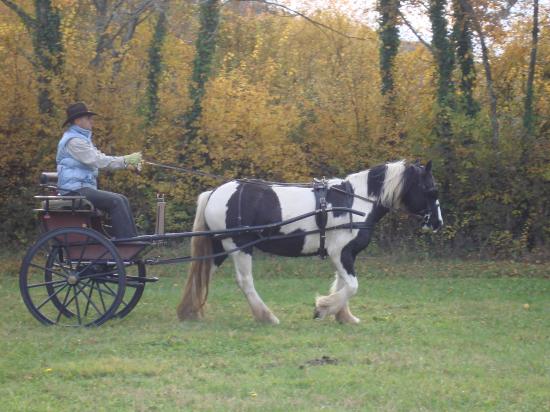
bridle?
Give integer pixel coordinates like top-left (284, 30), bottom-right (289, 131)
top-left (330, 185), bottom-right (439, 227)
top-left (418, 188), bottom-right (439, 227)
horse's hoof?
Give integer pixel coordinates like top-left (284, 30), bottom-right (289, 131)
top-left (336, 316), bottom-right (361, 324)
top-left (256, 312), bottom-right (279, 325)
top-left (313, 308), bottom-right (322, 320)
top-left (266, 313), bottom-right (280, 325)
top-left (335, 312), bottom-right (361, 324)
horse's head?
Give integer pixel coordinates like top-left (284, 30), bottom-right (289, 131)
top-left (401, 160), bottom-right (443, 232)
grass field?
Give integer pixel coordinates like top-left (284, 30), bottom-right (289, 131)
top-left (1, 254), bottom-right (549, 411)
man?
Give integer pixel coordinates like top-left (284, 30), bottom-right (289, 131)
top-left (57, 102), bottom-right (142, 238)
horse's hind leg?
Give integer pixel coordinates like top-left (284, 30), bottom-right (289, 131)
top-left (231, 251), bottom-right (280, 324)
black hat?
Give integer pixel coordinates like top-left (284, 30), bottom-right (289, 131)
top-left (63, 102), bottom-right (98, 127)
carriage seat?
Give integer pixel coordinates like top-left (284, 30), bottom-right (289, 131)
top-left (37, 172), bottom-right (98, 214)
top-left (42, 197), bottom-right (95, 211)
top-left (35, 195), bottom-right (98, 214)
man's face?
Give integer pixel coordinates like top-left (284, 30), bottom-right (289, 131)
top-left (74, 115), bottom-right (94, 130)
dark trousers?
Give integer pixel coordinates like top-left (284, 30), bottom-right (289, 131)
top-left (78, 187), bottom-right (138, 238)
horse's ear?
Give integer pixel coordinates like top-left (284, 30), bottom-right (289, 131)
top-left (425, 160), bottom-right (432, 173)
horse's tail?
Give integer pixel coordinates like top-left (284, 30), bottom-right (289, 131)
top-left (177, 191), bottom-right (213, 321)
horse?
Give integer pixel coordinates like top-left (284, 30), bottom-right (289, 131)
top-left (176, 160), bottom-right (443, 324)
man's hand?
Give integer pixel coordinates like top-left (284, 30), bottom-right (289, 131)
top-left (124, 152), bottom-right (142, 170)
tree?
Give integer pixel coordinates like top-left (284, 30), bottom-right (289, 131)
top-left (0, 0), bottom-right (63, 116)
top-left (182, 0), bottom-right (221, 148)
top-left (523, 0), bottom-right (539, 139)
top-left (459, 0), bottom-right (500, 147)
top-left (145, 3), bottom-right (168, 128)
top-left (90, 0), bottom-right (156, 69)
top-left (452, 0), bottom-right (479, 117)
top-left (428, 0), bottom-right (456, 199)
top-left (378, 0), bottom-right (401, 114)
top-left (429, 0), bottom-right (455, 109)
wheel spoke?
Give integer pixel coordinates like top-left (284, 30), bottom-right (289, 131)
top-left (94, 281), bottom-right (108, 312)
top-left (93, 283), bottom-right (117, 298)
top-left (27, 279), bottom-right (66, 289)
top-left (30, 263), bottom-right (68, 279)
top-left (50, 262), bottom-right (74, 278)
top-left (103, 282), bottom-right (127, 307)
top-left (75, 248), bottom-right (111, 278)
top-left (49, 253), bottom-right (74, 275)
top-left (36, 283), bottom-right (69, 310)
top-left (83, 280), bottom-right (94, 316)
top-left (76, 283), bottom-right (102, 317)
top-left (62, 283), bottom-right (86, 310)
top-left (73, 287), bottom-right (82, 325)
top-left (55, 286), bottom-right (73, 323)
top-left (74, 235), bottom-right (91, 269)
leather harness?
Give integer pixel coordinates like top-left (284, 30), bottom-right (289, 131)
top-left (313, 179), bottom-right (355, 259)
top-left (313, 178), bottom-right (329, 258)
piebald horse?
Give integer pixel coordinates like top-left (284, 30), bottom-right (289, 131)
top-left (177, 160), bottom-right (443, 324)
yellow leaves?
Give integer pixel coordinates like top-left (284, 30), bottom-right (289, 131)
top-left (201, 72), bottom-right (307, 181)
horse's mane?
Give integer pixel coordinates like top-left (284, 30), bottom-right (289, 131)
top-left (379, 160), bottom-right (407, 208)
top-left (345, 160), bottom-right (410, 209)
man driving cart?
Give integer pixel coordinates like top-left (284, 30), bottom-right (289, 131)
top-left (57, 102), bottom-right (142, 238)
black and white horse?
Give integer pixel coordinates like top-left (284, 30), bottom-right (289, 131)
top-left (177, 160), bottom-right (443, 324)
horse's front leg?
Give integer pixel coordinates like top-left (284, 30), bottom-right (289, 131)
top-left (231, 250), bottom-right (280, 325)
top-left (314, 249), bottom-right (359, 323)
top-left (331, 274), bottom-right (361, 324)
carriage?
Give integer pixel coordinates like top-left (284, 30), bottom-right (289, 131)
top-left (19, 171), bottom-right (371, 327)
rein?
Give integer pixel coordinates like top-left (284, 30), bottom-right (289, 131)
top-left (144, 159), bottom-right (432, 225)
top-left (144, 160), bottom-right (227, 181)
top-left (144, 160), bottom-right (316, 187)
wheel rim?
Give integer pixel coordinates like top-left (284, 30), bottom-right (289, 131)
top-left (115, 261), bottom-right (146, 319)
top-left (20, 228), bottom-right (126, 327)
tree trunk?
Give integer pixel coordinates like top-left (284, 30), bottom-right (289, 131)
top-left (182, 0), bottom-right (220, 146)
top-left (523, 0), bottom-right (539, 139)
top-left (429, 0), bottom-right (455, 109)
top-left (145, 6), bottom-right (168, 129)
top-left (459, 0), bottom-right (499, 148)
top-left (378, 0), bottom-right (400, 107)
top-left (452, 0), bottom-right (478, 117)
top-left (429, 0), bottom-right (455, 197)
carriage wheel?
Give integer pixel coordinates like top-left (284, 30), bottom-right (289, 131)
top-left (20, 227), bottom-right (126, 327)
top-left (115, 260), bottom-right (146, 319)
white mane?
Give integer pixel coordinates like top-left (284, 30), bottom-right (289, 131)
top-left (380, 160), bottom-right (406, 208)
top-left (344, 160), bottom-right (407, 209)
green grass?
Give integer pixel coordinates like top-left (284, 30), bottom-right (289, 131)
top-left (1, 254), bottom-right (549, 411)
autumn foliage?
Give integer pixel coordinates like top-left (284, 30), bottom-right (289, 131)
top-left (0, 0), bottom-right (549, 258)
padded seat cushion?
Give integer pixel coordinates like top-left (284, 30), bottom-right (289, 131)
top-left (43, 198), bottom-right (95, 211)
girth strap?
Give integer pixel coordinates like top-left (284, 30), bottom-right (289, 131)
top-left (342, 180), bottom-right (354, 232)
top-left (313, 177), bottom-right (329, 259)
